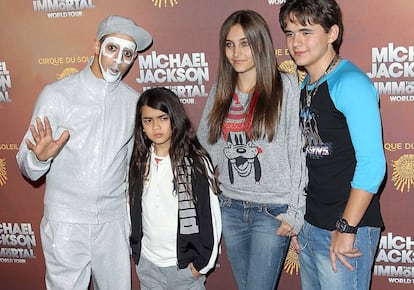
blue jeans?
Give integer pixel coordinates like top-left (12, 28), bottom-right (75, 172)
top-left (298, 221), bottom-right (381, 290)
top-left (220, 197), bottom-right (290, 290)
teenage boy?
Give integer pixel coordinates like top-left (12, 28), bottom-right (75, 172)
top-left (279, 1), bottom-right (386, 289)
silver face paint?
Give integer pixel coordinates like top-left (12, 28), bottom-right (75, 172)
top-left (99, 36), bottom-right (137, 83)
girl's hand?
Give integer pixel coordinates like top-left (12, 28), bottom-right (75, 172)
top-left (291, 236), bottom-right (301, 253)
top-left (276, 215), bottom-right (296, 237)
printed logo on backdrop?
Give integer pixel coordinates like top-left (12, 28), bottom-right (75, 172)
top-left (152, 0), bottom-right (178, 8)
top-left (367, 43), bottom-right (414, 102)
top-left (267, 0), bottom-right (286, 5)
top-left (0, 158), bottom-right (7, 187)
top-left (283, 245), bottom-right (299, 275)
top-left (276, 47), bottom-right (307, 85)
top-left (32, 0), bottom-right (95, 18)
top-left (0, 61), bottom-right (11, 103)
top-left (0, 223), bottom-right (37, 264)
top-left (392, 154), bottom-right (414, 193)
top-left (384, 142), bottom-right (414, 192)
top-left (57, 68), bottom-right (79, 80)
top-left (0, 145), bottom-right (19, 187)
top-left (374, 233), bottom-right (414, 285)
top-left (279, 59), bottom-right (306, 84)
top-left (150, 0), bottom-right (287, 8)
top-left (38, 55), bottom-right (92, 80)
top-left (136, 51), bottom-right (209, 105)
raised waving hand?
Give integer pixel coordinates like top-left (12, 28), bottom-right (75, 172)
top-left (25, 116), bottom-right (70, 161)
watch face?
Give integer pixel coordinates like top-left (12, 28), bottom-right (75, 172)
top-left (336, 219), bottom-right (347, 232)
top-left (336, 218), bottom-right (357, 233)
top-left (338, 221), bottom-right (345, 231)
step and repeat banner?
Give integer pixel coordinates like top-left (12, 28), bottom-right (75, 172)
top-left (0, 0), bottom-right (413, 289)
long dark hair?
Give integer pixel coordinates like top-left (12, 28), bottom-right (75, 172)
top-left (129, 87), bottom-right (220, 204)
top-left (208, 9), bottom-right (284, 144)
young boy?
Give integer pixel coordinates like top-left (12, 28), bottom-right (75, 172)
top-left (279, 1), bottom-right (386, 289)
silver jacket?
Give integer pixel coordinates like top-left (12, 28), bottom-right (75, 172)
top-left (16, 65), bottom-right (139, 224)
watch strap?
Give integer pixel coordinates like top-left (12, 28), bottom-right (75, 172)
top-left (336, 218), bottom-right (358, 234)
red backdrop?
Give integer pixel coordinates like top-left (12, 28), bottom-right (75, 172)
top-left (1, 0), bottom-right (413, 289)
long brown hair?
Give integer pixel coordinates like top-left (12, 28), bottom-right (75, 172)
top-left (208, 10), bottom-right (283, 144)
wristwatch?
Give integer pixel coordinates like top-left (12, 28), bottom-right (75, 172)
top-left (335, 218), bottom-right (358, 234)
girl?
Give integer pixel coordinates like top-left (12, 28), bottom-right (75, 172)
top-left (197, 10), bottom-right (307, 290)
top-left (129, 87), bottom-right (222, 290)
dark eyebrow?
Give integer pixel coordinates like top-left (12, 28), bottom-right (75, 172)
top-left (226, 37), bottom-right (248, 42)
top-left (284, 27), bottom-right (313, 33)
top-left (142, 113), bottom-right (169, 120)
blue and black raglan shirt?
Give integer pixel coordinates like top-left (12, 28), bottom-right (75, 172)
top-left (300, 59), bottom-right (386, 231)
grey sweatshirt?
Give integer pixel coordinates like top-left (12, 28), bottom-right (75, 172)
top-left (197, 72), bottom-right (307, 233)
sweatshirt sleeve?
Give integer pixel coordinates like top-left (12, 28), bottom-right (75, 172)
top-left (279, 73), bottom-right (307, 234)
top-left (197, 84), bottom-right (218, 167)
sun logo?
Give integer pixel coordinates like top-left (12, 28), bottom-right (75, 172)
top-left (152, 0), bottom-right (178, 8)
top-left (57, 67), bottom-right (79, 80)
top-left (0, 158), bottom-right (7, 187)
top-left (392, 154), bottom-right (414, 192)
top-left (283, 242), bottom-right (299, 275)
top-left (278, 59), bottom-right (307, 85)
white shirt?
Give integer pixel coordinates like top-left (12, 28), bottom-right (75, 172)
top-left (141, 151), bottom-right (178, 267)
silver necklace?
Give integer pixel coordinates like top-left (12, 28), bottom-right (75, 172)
top-left (306, 54), bottom-right (341, 107)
